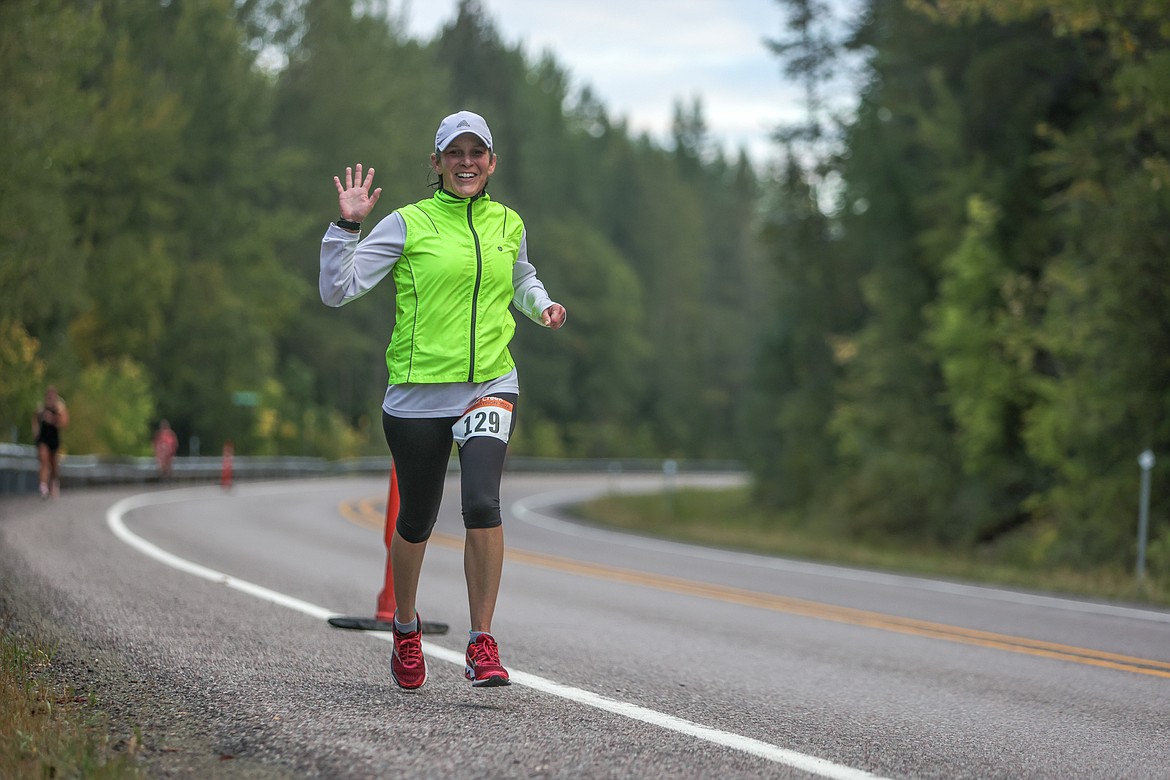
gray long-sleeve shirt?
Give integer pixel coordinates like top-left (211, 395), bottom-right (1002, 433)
top-left (320, 214), bottom-right (554, 323)
top-left (319, 213), bottom-right (557, 417)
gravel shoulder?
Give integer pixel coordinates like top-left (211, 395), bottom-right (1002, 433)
top-left (0, 489), bottom-right (296, 779)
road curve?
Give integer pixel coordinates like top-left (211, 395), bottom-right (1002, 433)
top-left (1, 473), bottom-right (1168, 779)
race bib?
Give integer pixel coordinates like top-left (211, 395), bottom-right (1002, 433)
top-left (452, 396), bottom-right (514, 447)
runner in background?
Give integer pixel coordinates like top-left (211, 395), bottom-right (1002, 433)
top-left (153, 419), bottom-right (178, 481)
top-left (32, 386), bottom-right (68, 498)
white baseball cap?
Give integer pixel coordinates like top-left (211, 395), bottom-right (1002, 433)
top-left (435, 110), bottom-right (493, 152)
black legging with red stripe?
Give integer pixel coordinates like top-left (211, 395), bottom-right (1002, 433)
top-left (381, 392), bottom-right (517, 543)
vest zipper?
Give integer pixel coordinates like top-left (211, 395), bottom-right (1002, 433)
top-left (466, 198), bottom-right (483, 382)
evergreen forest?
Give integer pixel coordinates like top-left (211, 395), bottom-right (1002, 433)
top-left (2, 0), bottom-right (1167, 574)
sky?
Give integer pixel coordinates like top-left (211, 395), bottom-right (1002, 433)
top-left (399, 0), bottom-right (859, 167)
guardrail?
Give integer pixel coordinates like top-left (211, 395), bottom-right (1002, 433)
top-left (0, 443), bottom-right (744, 495)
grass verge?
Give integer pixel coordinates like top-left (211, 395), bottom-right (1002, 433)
top-left (570, 485), bottom-right (1169, 607)
top-left (0, 627), bottom-right (140, 780)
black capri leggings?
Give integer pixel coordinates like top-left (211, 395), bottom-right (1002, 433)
top-left (381, 393), bottom-right (517, 544)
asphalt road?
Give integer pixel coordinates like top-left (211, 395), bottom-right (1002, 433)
top-left (1, 473), bottom-right (1168, 779)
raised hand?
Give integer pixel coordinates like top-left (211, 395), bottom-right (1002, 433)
top-left (334, 163), bottom-right (382, 223)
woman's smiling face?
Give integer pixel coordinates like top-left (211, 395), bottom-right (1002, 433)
top-left (433, 133), bottom-right (496, 198)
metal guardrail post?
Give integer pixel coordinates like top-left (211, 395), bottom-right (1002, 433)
top-left (1137, 450), bottom-right (1155, 581)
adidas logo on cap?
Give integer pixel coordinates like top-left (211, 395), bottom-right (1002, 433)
top-left (436, 110), bottom-right (493, 151)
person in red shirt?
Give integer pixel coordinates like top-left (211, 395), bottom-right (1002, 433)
top-left (153, 419), bottom-right (178, 481)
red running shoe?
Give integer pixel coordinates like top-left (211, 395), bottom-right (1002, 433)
top-left (465, 633), bottom-right (511, 687)
top-left (391, 618), bottom-right (427, 690)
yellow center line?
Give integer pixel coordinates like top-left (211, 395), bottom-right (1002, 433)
top-left (339, 498), bottom-right (1170, 679)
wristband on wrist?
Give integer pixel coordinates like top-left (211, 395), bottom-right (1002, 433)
top-left (336, 218), bottom-right (362, 231)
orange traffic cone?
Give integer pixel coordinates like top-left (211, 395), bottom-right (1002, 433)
top-left (374, 464), bottom-right (401, 622)
top-left (221, 441), bottom-right (234, 490)
top-left (325, 464), bottom-right (448, 635)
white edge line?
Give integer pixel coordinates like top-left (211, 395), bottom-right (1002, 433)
top-left (511, 490), bottom-right (1170, 625)
top-left (106, 492), bottom-right (335, 621)
top-left (106, 489), bottom-right (890, 780)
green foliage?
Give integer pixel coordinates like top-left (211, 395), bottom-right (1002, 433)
top-left (68, 30), bottom-right (186, 367)
top-left (747, 155), bottom-right (844, 506)
top-left (67, 359), bottom-right (156, 456)
top-left (0, 0), bottom-right (97, 336)
top-left (926, 197), bottom-right (1012, 474)
top-left (1146, 529), bottom-right (1170, 581)
top-left (0, 321), bottom-right (46, 443)
top-left (511, 217), bottom-right (649, 456)
top-left (250, 376), bottom-right (370, 458)
top-left (1, 0), bottom-right (769, 466)
top-left (751, 0), bottom-right (1170, 568)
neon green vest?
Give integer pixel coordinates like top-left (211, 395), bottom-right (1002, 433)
top-left (388, 189), bottom-right (524, 384)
